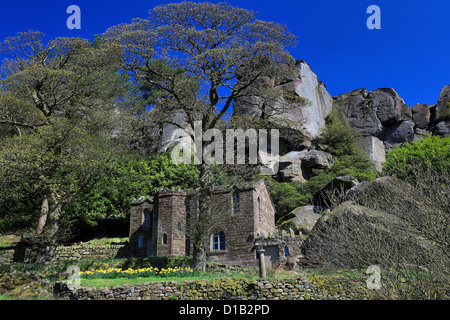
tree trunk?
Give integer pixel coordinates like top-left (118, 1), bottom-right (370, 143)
top-left (191, 163), bottom-right (212, 271)
top-left (34, 189), bottom-right (63, 263)
top-left (36, 197), bottom-right (49, 235)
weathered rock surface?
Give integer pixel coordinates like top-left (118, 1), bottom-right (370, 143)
top-left (332, 88), bottom-right (383, 137)
top-left (278, 150), bottom-right (333, 182)
top-left (412, 103), bottom-right (431, 129)
top-left (289, 61), bottom-right (333, 137)
top-left (302, 150), bottom-right (333, 170)
top-left (380, 119), bottom-right (415, 150)
top-left (332, 87), bottom-right (413, 168)
top-left (431, 85), bottom-right (450, 135)
top-left (372, 88), bottom-right (406, 126)
top-left (289, 206), bottom-right (321, 234)
top-left (357, 136), bottom-right (386, 172)
top-left (233, 60), bottom-right (333, 138)
top-left (435, 85), bottom-right (450, 122)
top-left (313, 176), bottom-right (359, 207)
top-left (151, 54), bottom-right (449, 176)
top-left (434, 121), bottom-right (450, 135)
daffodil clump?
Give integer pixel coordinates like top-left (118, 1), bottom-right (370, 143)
top-left (79, 266), bottom-right (193, 279)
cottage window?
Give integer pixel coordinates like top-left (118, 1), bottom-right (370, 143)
top-left (143, 209), bottom-right (151, 231)
top-left (257, 197), bottom-right (261, 223)
top-left (138, 236), bottom-right (143, 248)
top-left (211, 231), bottom-right (226, 251)
top-left (162, 233), bottom-right (168, 244)
top-left (232, 191), bottom-right (240, 215)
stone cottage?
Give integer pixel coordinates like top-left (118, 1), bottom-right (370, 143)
top-left (129, 180), bottom-right (297, 266)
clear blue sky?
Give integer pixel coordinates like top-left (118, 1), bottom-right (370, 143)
top-left (0, 0), bottom-right (449, 106)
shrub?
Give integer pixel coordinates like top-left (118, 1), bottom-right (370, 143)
top-left (383, 135), bottom-right (450, 180)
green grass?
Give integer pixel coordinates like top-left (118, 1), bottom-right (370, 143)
top-left (85, 237), bottom-right (128, 246)
top-left (0, 234), bottom-right (20, 248)
top-left (79, 268), bottom-right (366, 288)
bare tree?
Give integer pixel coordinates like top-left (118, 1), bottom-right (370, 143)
top-left (104, 2), bottom-right (301, 270)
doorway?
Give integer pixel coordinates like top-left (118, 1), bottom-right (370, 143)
top-left (146, 238), bottom-right (153, 256)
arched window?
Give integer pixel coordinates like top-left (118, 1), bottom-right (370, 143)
top-left (143, 209), bottom-right (151, 231)
top-left (211, 231), bottom-right (226, 251)
top-left (162, 233), bottom-right (168, 245)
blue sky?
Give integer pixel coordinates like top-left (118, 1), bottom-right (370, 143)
top-left (0, 0), bottom-right (449, 106)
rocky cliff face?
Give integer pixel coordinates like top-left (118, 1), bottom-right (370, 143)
top-left (233, 60), bottom-right (333, 139)
top-left (233, 60), bottom-right (449, 173)
top-left (432, 85), bottom-right (450, 135)
top-left (152, 59), bottom-right (449, 175)
top-left (332, 85), bottom-right (450, 171)
top-left (288, 61), bottom-right (333, 137)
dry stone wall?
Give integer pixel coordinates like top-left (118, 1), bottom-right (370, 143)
top-left (54, 275), bottom-right (372, 300)
top-left (0, 244), bottom-right (129, 264)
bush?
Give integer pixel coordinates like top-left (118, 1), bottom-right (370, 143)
top-left (383, 135), bottom-right (450, 180)
top-left (265, 180), bottom-right (311, 220)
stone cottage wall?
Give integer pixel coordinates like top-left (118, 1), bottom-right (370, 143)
top-left (156, 191), bottom-right (187, 257)
top-left (129, 199), bottom-right (154, 257)
top-left (253, 182), bottom-right (276, 238)
top-left (206, 188), bottom-right (259, 266)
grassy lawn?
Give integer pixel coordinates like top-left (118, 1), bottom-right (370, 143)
top-left (0, 234), bottom-right (20, 248)
top-left (85, 238), bottom-right (129, 246)
top-left (79, 268), bottom-right (366, 288)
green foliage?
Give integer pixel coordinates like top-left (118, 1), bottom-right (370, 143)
top-left (65, 153), bottom-right (199, 231)
top-left (316, 111), bottom-right (360, 156)
top-left (383, 135), bottom-right (450, 180)
top-left (267, 113), bottom-right (376, 222)
top-left (79, 266), bottom-right (195, 279)
top-left (265, 179), bottom-right (311, 219)
top-left (311, 113), bottom-right (376, 183)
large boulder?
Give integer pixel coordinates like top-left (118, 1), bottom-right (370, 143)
top-left (431, 85), bottom-right (450, 136)
top-left (332, 88), bottom-right (383, 137)
top-left (278, 151), bottom-right (309, 182)
top-left (346, 175), bottom-right (400, 198)
top-left (434, 121), bottom-right (450, 135)
top-left (312, 176), bottom-right (359, 208)
top-left (412, 103), bottom-right (431, 130)
top-left (278, 150), bottom-right (333, 182)
top-left (435, 85), bottom-right (450, 122)
top-left (302, 174), bottom-right (432, 269)
top-left (289, 206), bottom-right (321, 234)
top-left (301, 150), bottom-right (333, 170)
top-left (380, 119), bottom-right (415, 150)
top-left (358, 135), bottom-right (386, 172)
top-left (301, 201), bottom-right (414, 268)
top-left (371, 88), bottom-right (407, 126)
top-left (332, 87), bottom-right (416, 166)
